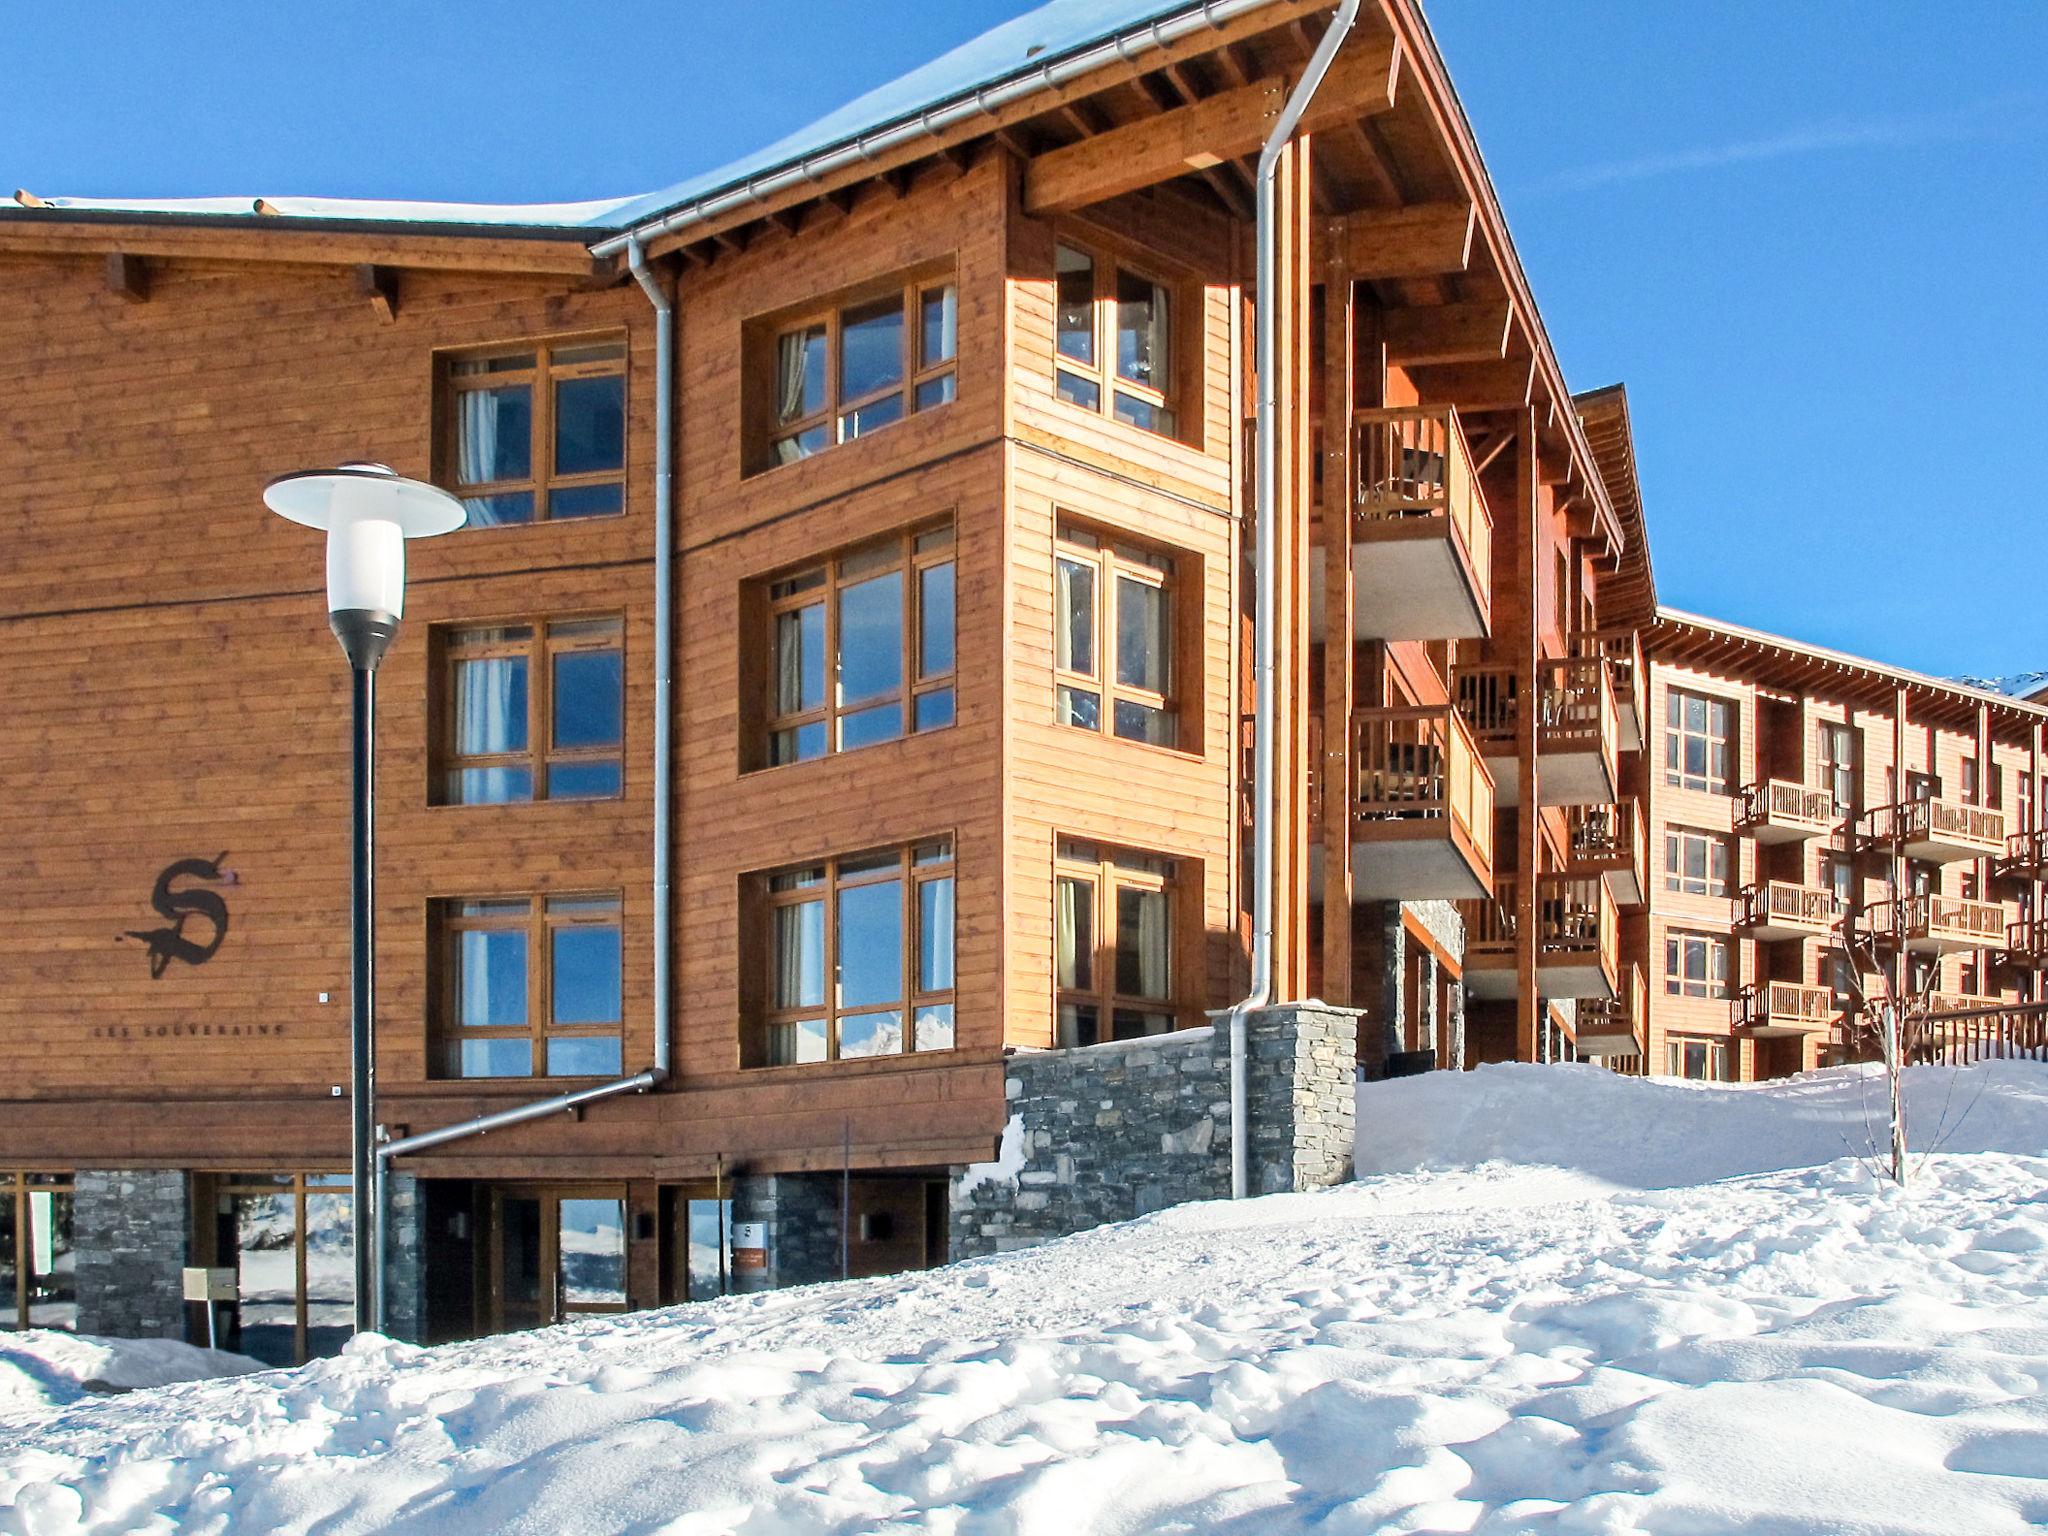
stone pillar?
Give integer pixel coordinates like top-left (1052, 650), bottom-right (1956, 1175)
top-left (1448, 982), bottom-right (1467, 1071)
top-left (74, 1169), bottom-right (188, 1341)
top-left (732, 1174), bottom-right (842, 1291)
top-left (1373, 902), bottom-right (1406, 1074)
top-left (1242, 1002), bottom-right (1360, 1195)
top-left (381, 1171), bottom-right (425, 1343)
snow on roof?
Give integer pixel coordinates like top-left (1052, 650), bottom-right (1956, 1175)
top-left (1956, 672), bottom-right (2048, 703)
top-left (6, 0), bottom-right (1224, 238)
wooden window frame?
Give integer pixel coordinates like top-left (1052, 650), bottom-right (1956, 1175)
top-left (752, 267), bottom-right (958, 473)
top-left (1054, 838), bottom-right (1183, 1047)
top-left (434, 893), bottom-right (624, 1081)
top-left (1663, 930), bottom-right (1730, 999)
top-left (1051, 237), bottom-right (1182, 439)
top-left (1053, 520), bottom-right (1183, 750)
top-left (438, 333), bottom-right (628, 524)
top-left (1664, 688), bottom-right (1733, 794)
top-left (1663, 827), bottom-right (1732, 897)
top-left (1818, 721), bottom-right (1859, 811)
top-left (0, 1170), bottom-right (74, 1331)
top-left (213, 1169), bottom-right (351, 1365)
top-left (759, 522), bottom-right (956, 767)
top-left (753, 839), bottom-right (957, 1068)
top-left (1664, 1036), bottom-right (1731, 1081)
top-left (435, 615), bottom-right (625, 805)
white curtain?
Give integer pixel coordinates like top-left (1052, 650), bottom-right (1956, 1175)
top-left (1056, 877), bottom-right (1089, 990)
top-left (456, 657), bottom-right (522, 755)
top-left (1134, 887), bottom-right (1169, 1000)
top-left (777, 329), bottom-right (813, 424)
top-left (458, 390), bottom-right (499, 487)
top-left (775, 901), bottom-right (823, 1010)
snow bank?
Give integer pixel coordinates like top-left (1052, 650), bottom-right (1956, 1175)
top-left (3, 1064), bottom-right (2046, 1534)
top-left (0, 1332), bottom-right (259, 1420)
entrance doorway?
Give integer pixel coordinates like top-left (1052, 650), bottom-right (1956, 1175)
top-left (485, 1185), bottom-right (628, 1333)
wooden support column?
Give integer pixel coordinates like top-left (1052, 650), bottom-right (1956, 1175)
top-left (1515, 406), bottom-right (1541, 1061)
top-left (1271, 134), bottom-right (1316, 1002)
top-left (1319, 222), bottom-right (1356, 1006)
top-left (1894, 686), bottom-right (1911, 1012)
top-left (1976, 701), bottom-right (1993, 993)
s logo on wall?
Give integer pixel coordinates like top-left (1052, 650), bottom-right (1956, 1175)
top-left (122, 852), bottom-right (232, 978)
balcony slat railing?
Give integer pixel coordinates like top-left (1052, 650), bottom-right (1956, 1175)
top-left (1739, 880), bottom-right (1840, 932)
top-left (1350, 704), bottom-right (1496, 872)
top-left (1569, 629), bottom-right (1644, 733)
top-left (2006, 914), bottom-right (2045, 964)
top-left (1868, 797), bottom-right (2007, 855)
top-left (1452, 664), bottom-right (1519, 754)
top-left (1537, 872), bottom-right (1618, 976)
top-left (1536, 656), bottom-right (1616, 761)
top-left (1735, 980), bottom-right (1835, 1031)
top-left (1461, 873), bottom-right (1517, 959)
top-left (1353, 405), bottom-right (1494, 603)
top-left (1736, 779), bottom-right (1837, 836)
top-left (1871, 894), bottom-right (2013, 948)
top-left (2005, 824), bottom-right (2048, 875)
top-left (1579, 959), bottom-right (1645, 1039)
top-left (1566, 801), bottom-right (1646, 874)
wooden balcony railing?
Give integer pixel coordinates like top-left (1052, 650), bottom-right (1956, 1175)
top-left (1907, 1008), bottom-right (2048, 1066)
top-left (1738, 880), bottom-right (1840, 935)
top-left (1872, 894), bottom-right (2013, 949)
top-left (2008, 914), bottom-right (2046, 965)
top-left (2005, 824), bottom-right (2048, 877)
top-left (1350, 704), bottom-right (1495, 871)
top-left (1868, 797), bottom-right (2008, 859)
top-left (1536, 656), bottom-right (1618, 759)
top-left (1579, 959), bottom-right (1645, 1040)
top-left (1452, 663), bottom-right (1519, 754)
top-left (1536, 872), bottom-right (1618, 972)
top-left (1462, 873), bottom-right (1517, 960)
top-left (1736, 779), bottom-right (1837, 840)
top-left (1566, 800), bottom-right (1646, 893)
top-left (1734, 980), bottom-right (1835, 1032)
top-left (1569, 629), bottom-right (1645, 744)
top-left (1353, 404), bottom-right (1494, 602)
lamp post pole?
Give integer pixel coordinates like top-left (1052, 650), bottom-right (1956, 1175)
top-left (349, 661), bottom-right (379, 1330)
top-left (265, 462), bottom-right (464, 1337)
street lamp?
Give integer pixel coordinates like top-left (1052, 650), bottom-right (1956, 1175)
top-left (264, 463), bottom-right (464, 1332)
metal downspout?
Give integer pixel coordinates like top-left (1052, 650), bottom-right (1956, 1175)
top-left (1221, 0), bottom-right (1360, 1201)
top-left (372, 240), bottom-right (677, 1224)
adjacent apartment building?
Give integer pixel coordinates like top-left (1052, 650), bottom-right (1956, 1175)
top-left (0, 0), bottom-right (2034, 1361)
top-left (1643, 611), bottom-right (2046, 1083)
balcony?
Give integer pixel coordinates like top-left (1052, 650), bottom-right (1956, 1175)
top-left (1872, 894), bottom-right (2013, 954)
top-left (1351, 406), bottom-right (1493, 641)
top-left (1737, 881), bottom-right (1840, 943)
top-left (1570, 630), bottom-right (1645, 753)
top-left (1565, 801), bottom-right (1645, 907)
top-left (1577, 960), bottom-right (1645, 1058)
top-left (1347, 704), bottom-right (1495, 901)
top-left (2002, 825), bottom-right (2048, 880)
top-left (1866, 798), bottom-right (2007, 863)
top-left (2007, 914), bottom-right (2046, 969)
top-left (1734, 981), bottom-right (1837, 1038)
top-left (1460, 873), bottom-right (1618, 1001)
top-left (1451, 657), bottom-right (1618, 808)
top-left (1736, 780), bottom-right (1837, 845)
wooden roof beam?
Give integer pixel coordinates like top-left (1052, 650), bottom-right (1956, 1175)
top-left (0, 220), bottom-right (603, 277)
top-left (1383, 300), bottom-right (1512, 367)
top-left (1410, 354), bottom-right (1534, 413)
top-left (104, 250), bottom-right (148, 303)
top-left (352, 262), bottom-right (397, 321)
top-left (1024, 35), bottom-right (1397, 214)
top-left (1338, 200), bottom-right (1473, 279)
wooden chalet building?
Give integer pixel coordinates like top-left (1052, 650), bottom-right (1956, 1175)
top-left (0, 0), bottom-right (2034, 1357)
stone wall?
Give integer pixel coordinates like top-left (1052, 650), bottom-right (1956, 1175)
top-left (952, 1003), bottom-right (1360, 1258)
top-left (382, 1170), bottom-right (424, 1342)
top-left (732, 1173), bottom-right (842, 1291)
top-left (74, 1169), bottom-right (188, 1340)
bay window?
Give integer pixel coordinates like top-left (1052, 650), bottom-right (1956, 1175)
top-left (762, 523), bottom-right (955, 765)
top-left (437, 893), bottom-right (623, 1079)
top-left (758, 271), bottom-right (957, 470)
top-left (442, 336), bottom-right (626, 525)
top-left (1055, 839), bottom-right (1178, 1047)
top-left (1055, 523), bottom-right (1178, 747)
top-left (437, 616), bottom-right (623, 804)
top-left (755, 840), bottom-right (956, 1067)
top-left (1054, 242), bottom-right (1177, 435)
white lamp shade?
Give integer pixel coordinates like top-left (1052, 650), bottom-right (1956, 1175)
top-left (327, 513), bottom-right (407, 619)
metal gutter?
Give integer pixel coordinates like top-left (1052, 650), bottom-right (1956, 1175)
top-left (1216, 0), bottom-right (1361, 1202)
top-left (588, 0), bottom-right (1290, 261)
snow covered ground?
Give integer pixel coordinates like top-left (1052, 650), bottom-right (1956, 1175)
top-left (4, 1061), bottom-right (2047, 1534)
top-left (0, 1333), bottom-right (258, 1422)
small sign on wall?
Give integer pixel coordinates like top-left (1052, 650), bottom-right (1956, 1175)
top-left (731, 1221), bottom-right (768, 1272)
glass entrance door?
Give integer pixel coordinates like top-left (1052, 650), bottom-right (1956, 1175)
top-left (488, 1187), bottom-right (628, 1333)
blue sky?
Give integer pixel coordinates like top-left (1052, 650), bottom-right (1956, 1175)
top-left (7, 2), bottom-right (2043, 678)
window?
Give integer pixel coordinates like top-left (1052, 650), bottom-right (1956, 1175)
top-left (762, 524), bottom-right (955, 765)
top-left (211, 1171), bottom-right (352, 1366)
top-left (443, 336), bottom-right (626, 525)
top-left (1055, 839), bottom-right (1178, 1046)
top-left (761, 274), bottom-right (957, 468)
top-left (1664, 931), bottom-right (1730, 999)
top-left (0, 1172), bottom-right (74, 1332)
top-left (1665, 689), bottom-right (1732, 793)
top-left (1054, 243), bottom-right (1177, 436)
top-left (436, 894), bottom-right (623, 1079)
top-left (1827, 949), bottom-right (1860, 1007)
top-left (756, 840), bottom-right (955, 1067)
top-left (1054, 523), bottom-right (1178, 747)
top-left (1663, 828), bottom-right (1732, 897)
top-left (1823, 852), bottom-right (1856, 913)
top-left (1664, 1037), bottom-right (1732, 1082)
top-left (438, 617), bottom-right (623, 804)
top-left (1819, 722), bottom-right (1858, 811)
